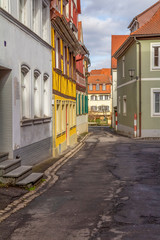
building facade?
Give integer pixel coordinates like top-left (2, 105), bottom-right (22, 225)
top-left (76, 22), bottom-right (89, 135)
top-left (0, 0), bottom-right (52, 165)
top-left (111, 35), bottom-right (129, 129)
top-left (114, 4), bottom-right (160, 138)
top-left (50, 0), bottom-right (86, 156)
top-left (88, 69), bottom-right (112, 125)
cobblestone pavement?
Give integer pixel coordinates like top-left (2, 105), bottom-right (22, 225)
top-left (0, 127), bottom-right (160, 240)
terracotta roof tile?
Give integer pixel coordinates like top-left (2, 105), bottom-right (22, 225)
top-left (111, 35), bottom-right (129, 69)
top-left (88, 68), bottom-right (112, 84)
top-left (131, 7), bottom-right (160, 36)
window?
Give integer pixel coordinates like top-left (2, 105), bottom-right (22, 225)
top-left (21, 64), bottom-right (30, 119)
top-left (56, 102), bottom-right (61, 134)
top-left (123, 96), bottom-right (127, 115)
top-left (32, 0), bottom-right (38, 33)
top-left (42, 0), bottom-right (48, 41)
top-left (56, 38), bottom-right (61, 69)
top-left (19, 0), bottom-right (27, 25)
top-left (71, 0), bottom-right (73, 18)
top-left (69, 52), bottom-right (72, 77)
top-left (91, 95), bottom-right (94, 101)
top-left (151, 89), bottom-right (160, 116)
top-left (70, 103), bottom-right (73, 127)
top-left (122, 56), bottom-right (125, 78)
top-left (89, 83), bottom-right (93, 91)
top-left (73, 104), bottom-right (76, 126)
top-left (66, 2), bottom-right (69, 18)
top-left (104, 95), bottom-right (109, 100)
top-left (0, 0), bottom-right (10, 12)
top-left (96, 83), bottom-right (100, 91)
top-left (62, 103), bottom-right (66, 132)
top-left (63, 46), bottom-right (67, 75)
top-left (95, 95), bottom-right (97, 101)
top-left (43, 73), bottom-right (50, 117)
top-left (152, 44), bottom-right (160, 69)
top-left (100, 95), bottom-right (103, 100)
top-left (34, 70), bottom-right (41, 118)
top-left (91, 106), bottom-right (97, 111)
top-left (102, 84), bottom-right (106, 91)
top-left (118, 96), bottom-right (121, 114)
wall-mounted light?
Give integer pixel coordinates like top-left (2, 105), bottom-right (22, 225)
top-left (128, 69), bottom-right (135, 80)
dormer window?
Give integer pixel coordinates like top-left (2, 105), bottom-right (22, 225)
top-left (96, 83), bottom-right (100, 91)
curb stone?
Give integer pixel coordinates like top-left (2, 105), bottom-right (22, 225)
top-left (0, 132), bottom-right (91, 223)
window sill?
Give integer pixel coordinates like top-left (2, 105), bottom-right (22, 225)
top-left (123, 113), bottom-right (127, 116)
top-left (56, 131), bottom-right (66, 138)
top-left (70, 125), bottom-right (76, 130)
top-left (21, 117), bottom-right (51, 127)
top-left (152, 114), bottom-right (160, 117)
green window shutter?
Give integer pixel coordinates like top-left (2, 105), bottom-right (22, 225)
top-left (85, 95), bottom-right (87, 113)
top-left (82, 95), bottom-right (84, 114)
top-left (86, 96), bottom-right (88, 113)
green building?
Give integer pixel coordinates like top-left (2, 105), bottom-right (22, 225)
top-left (114, 6), bottom-right (160, 138)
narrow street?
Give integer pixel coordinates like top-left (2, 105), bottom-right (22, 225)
top-left (1, 127), bottom-right (160, 240)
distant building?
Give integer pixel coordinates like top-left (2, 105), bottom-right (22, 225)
top-left (88, 69), bottom-right (112, 125)
top-left (114, 3), bottom-right (160, 137)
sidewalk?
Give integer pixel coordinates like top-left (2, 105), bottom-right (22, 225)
top-left (0, 132), bottom-right (90, 213)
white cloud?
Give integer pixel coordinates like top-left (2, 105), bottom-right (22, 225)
top-left (80, 0), bottom-right (157, 70)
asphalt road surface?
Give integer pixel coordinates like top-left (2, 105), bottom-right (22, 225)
top-left (1, 126), bottom-right (160, 240)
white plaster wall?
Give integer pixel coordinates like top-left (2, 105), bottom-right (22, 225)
top-left (76, 115), bottom-right (88, 135)
top-left (0, 12), bottom-right (52, 151)
top-left (88, 94), bottom-right (111, 112)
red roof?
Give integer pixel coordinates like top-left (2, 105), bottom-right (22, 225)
top-left (131, 7), bottom-right (160, 36)
top-left (89, 68), bottom-right (112, 84)
top-left (111, 35), bottom-right (129, 69)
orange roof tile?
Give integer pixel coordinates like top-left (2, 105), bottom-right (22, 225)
top-left (131, 7), bottom-right (160, 36)
top-left (88, 68), bottom-right (112, 84)
top-left (111, 35), bottom-right (129, 69)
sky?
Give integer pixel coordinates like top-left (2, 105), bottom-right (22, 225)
top-left (79, 0), bottom-right (158, 70)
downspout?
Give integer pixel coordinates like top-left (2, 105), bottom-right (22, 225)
top-left (134, 37), bottom-right (141, 137)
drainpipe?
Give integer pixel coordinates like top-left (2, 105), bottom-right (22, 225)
top-left (134, 37), bottom-right (141, 137)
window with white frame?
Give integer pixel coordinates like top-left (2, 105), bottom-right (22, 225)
top-left (152, 44), bottom-right (160, 69)
top-left (63, 46), bottom-right (67, 75)
top-left (123, 95), bottom-right (127, 115)
top-left (151, 89), bottom-right (160, 116)
top-left (95, 95), bottom-right (98, 101)
top-left (19, 0), bottom-right (27, 25)
top-left (104, 95), bottom-right (109, 100)
top-left (34, 70), bottom-right (41, 118)
top-left (91, 95), bottom-right (94, 101)
top-left (100, 95), bottom-right (103, 100)
top-left (122, 55), bottom-right (125, 78)
top-left (96, 83), bottom-right (100, 91)
top-left (43, 73), bottom-right (50, 117)
top-left (21, 64), bottom-right (30, 119)
top-left (91, 106), bottom-right (97, 111)
top-left (42, 0), bottom-right (49, 42)
top-left (32, 0), bottom-right (38, 33)
top-left (89, 83), bottom-right (93, 91)
top-left (118, 96), bottom-right (121, 114)
top-left (0, 0), bottom-right (10, 12)
top-left (66, 2), bottom-right (69, 18)
top-left (70, 103), bottom-right (73, 127)
top-left (102, 83), bottom-right (106, 91)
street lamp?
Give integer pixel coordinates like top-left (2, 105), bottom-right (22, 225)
top-left (128, 69), bottom-right (135, 80)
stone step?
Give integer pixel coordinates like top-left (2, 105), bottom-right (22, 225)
top-left (3, 166), bottom-right (32, 185)
top-left (16, 173), bottom-right (44, 187)
top-left (0, 153), bottom-right (9, 163)
top-left (0, 159), bottom-right (21, 176)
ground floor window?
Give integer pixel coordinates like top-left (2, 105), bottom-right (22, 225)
top-left (151, 88), bottom-right (160, 116)
top-left (123, 95), bottom-right (127, 116)
top-left (56, 102), bottom-right (61, 134)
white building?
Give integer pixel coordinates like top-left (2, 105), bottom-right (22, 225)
top-left (0, 0), bottom-right (52, 165)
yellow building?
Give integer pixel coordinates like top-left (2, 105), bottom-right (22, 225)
top-left (51, 0), bottom-right (81, 156)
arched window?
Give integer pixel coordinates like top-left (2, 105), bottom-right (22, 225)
top-left (21, 64), bottom-right (30, 119)
top-left (34, 69), bottom-right (41, 118)
top-left (43, 73), bottom-right (50, 117)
